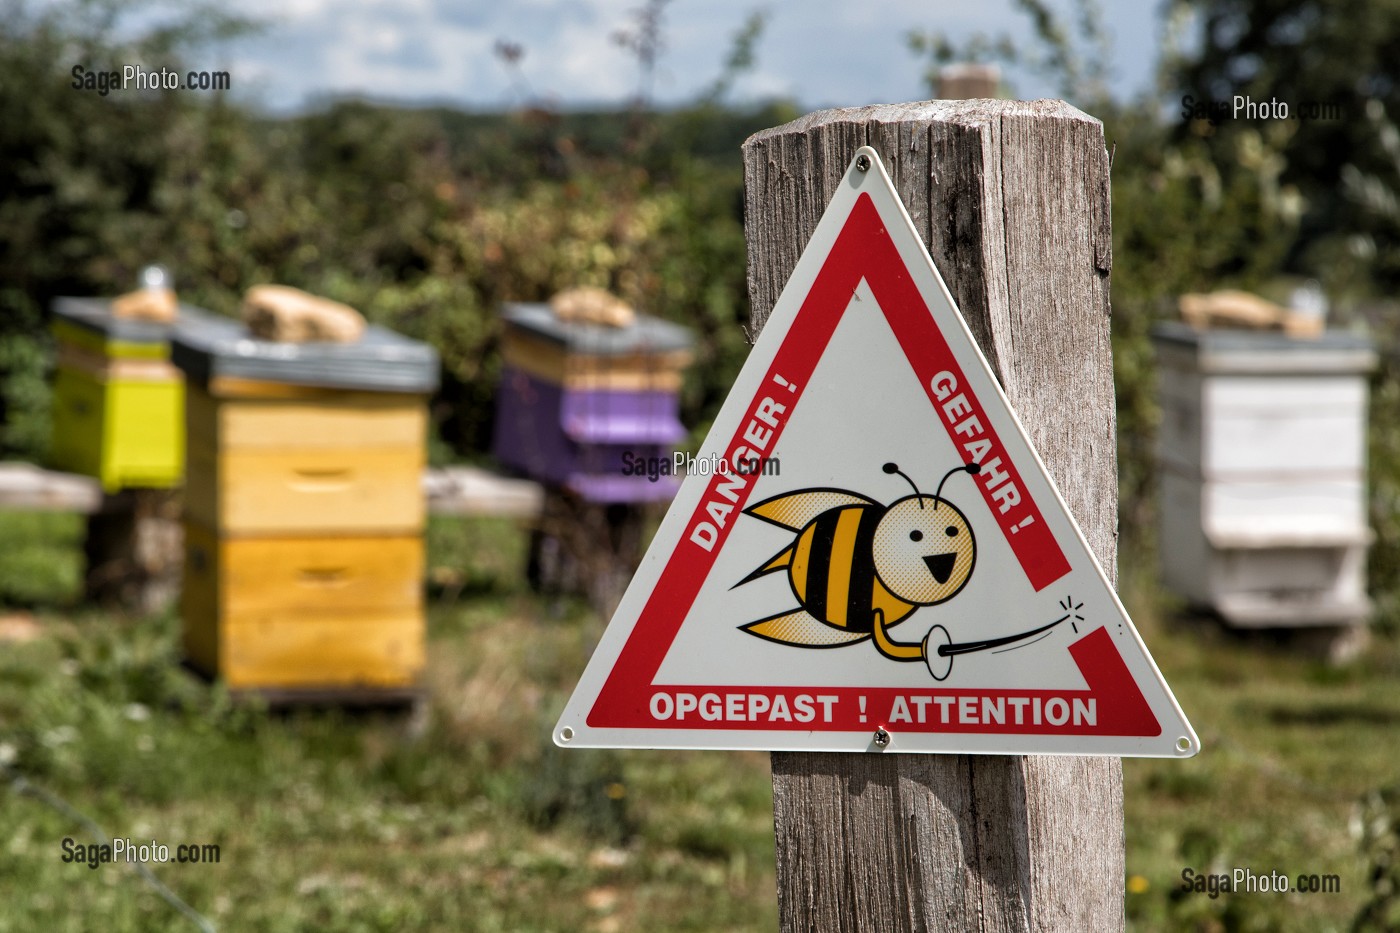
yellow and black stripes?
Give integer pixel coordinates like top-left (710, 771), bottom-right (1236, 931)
top-left (792, 505), bottom-right (874, 630)
top-left (738, 502), bottom-right (917, 645)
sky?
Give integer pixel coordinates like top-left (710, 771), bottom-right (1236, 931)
top-left (212, 0), bottom-right (1167, 114)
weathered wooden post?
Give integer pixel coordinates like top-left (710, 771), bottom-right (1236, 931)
top-left (743, 100), bottom-right (1122, 931)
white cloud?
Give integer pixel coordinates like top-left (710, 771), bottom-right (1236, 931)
top-left (215, 0), bottom-right (1161, 113)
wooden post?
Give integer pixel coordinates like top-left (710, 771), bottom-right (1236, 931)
top-left (743, 100), bottom-right (1122, 931)
top-left (84, 489), bottom-right (183, 616)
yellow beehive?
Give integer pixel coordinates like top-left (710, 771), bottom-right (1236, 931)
top-left (49, 298), bottom-right (193, 491)
top-left (171, 315), bottom-right (439, 696)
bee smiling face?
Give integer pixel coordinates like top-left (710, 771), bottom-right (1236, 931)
top-left (871, 495), bottom-right (976, 605)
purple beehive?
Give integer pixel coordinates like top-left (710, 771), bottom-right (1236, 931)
top-left (492, 303), bottom-right (695, 503)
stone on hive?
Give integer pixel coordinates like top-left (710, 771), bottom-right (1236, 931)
top-left (1179, 289), bottom-right (1323, 339)
top-left (242, 285), bottom-right (365, 343)
top-left (110, 287), bottom-right (178, 323)
top-left (549, 286), bottom-right (635, 328)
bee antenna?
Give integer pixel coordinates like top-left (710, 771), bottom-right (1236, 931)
top-left (882, 461), bottom-right (925, 509)
top-left (932, 462), bottom-right (981, 510)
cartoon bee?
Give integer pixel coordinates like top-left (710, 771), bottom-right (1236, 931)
top-left (734, 462), bottom-right (975, 672)
top-left (736, 461), bottom-right (1074, 680)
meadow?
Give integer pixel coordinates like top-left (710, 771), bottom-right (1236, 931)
top-left (1, 511), bottom-right (1397, 932)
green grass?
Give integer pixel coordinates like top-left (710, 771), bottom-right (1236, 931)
top-left (0, 514), bottom-right (1397, 931)
top-left (1121, 575), bottom-right (1400, 932)
top-left (0, 515), bottom-right (778, 932)
top-left (0, 511), bottom-right (84, 607)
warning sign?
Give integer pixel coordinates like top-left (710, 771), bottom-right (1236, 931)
top-left (554, 147), bottom-right (1197, 757)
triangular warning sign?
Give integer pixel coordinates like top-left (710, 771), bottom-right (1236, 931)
top-left (555, 147), bottom-right (1196, 757)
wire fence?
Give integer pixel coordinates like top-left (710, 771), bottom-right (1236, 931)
top-left (3, 761), bottom-right (217, 933)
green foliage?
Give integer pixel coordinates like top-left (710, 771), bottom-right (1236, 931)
top-left (0, 0), bottom-right (259, 461)
top-left (911, 0), bottom-right (1399, 592)
top-left (908, 0), bottom-right (1111, 104)
top-left (0, 511), bottom-right (84, 607)
top-left (1167, 0), bottom-right (1400, 291)
top-left (0, 518), bottom-right (782, 931)
top-left (1161, 0), bottom-right (1400, 634)
top-left (1358, 305), bottom-right (1400, 637)
top-left (0, 0), bottom-right (789, 462)
top-left (1, 519), bottom-right (1399, 930)
top-left (1355, 784), bottom-right (1400, 932)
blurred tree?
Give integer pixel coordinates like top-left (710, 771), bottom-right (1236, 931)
top-left (699, 11), bottom-right (769, 105)
top-left (1167, 0), bottom-right (1400, 293)
top-left (0, 0), bottom-right (788, 474)
top-left (613, 0), bottom-right (674, 110)
top-left (908, 0), bottom-right (1111, 106)
top-left (0, 0), bottom-right (255, 460)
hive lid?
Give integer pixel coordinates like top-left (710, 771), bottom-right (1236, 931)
top-left (52, 297), bottom-right (222, 344)
top-left (501, 303), bottom-right (693, 355)
top-left (171, 312), bottom-right (439, 393)
top-left (1151, 321), bottom-right (1377, 374)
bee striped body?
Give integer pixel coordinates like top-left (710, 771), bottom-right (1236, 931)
top-left (786, 505), bottom-right (914, 633)
top-left (737, 481), bottom-right (977, 650)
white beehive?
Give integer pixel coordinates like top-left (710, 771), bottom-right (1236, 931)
top-left (1153, 323), bottom-right (1376, 627)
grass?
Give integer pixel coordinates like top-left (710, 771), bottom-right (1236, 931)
top-left (0, 514), bottom-right (778, 932)
top-left (0, 511), bottom-right (1397, 931)
top-left (0, 510), bottom-right (84, 607)
top-left (1120, 573), bottom-right (1400, 932)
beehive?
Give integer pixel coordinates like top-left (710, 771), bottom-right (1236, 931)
top-left (1153, 322), bottom-right (1376, 627)
top-left (49, 298), bottom-right (215, 491)
top-left (171, 314), bottom-right (438, 694)
top-left (492, 302), bottom-right (693, 503)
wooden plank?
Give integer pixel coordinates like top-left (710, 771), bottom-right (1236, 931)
top-left (218, 612), bottom-right (424, 689)
top-left (502, 330), bottom-right (693, 373)
top-left (422, 465), bottom-right (544, 518)
top-left (84, 488), bottom-right (182, 615)
top-left (52, 319), bottom-right (169, 360)
top-left (0, 462), bottom-right (543, 520)
top-left (50, 366), bottom-right (185, 492)
top-left (184, 444), bottom-right (425, 535)
top-left (206, 375), bottom-right (426, 402)
top-left (183, 522), bottom-right (423, 616)
top-left (186, 385), bottom-right (427, 449)
top-left (501, 331), bottom-right (688, 391)
top-left (0, 462), bottom-right (104, 512)
top-left (180, 660), bottom-right (425, 708)
top-left (744, 100), bottom-right (1122, 932)
top-left (181, 610), bottom-right (425, 690)
top-left (56, 343), bottom-right (183, 382)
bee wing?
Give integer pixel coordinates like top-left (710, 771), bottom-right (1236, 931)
top-left (741, 609), bottom-right (872, 648)
top-left (744, 488), bottom-right (878, 531)
top-left (732, 544), bottom-right (795, 589)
